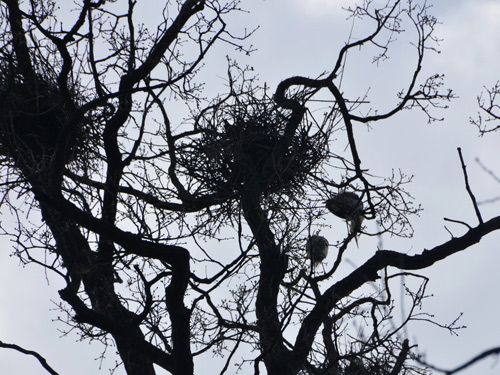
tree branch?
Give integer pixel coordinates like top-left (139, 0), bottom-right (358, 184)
top-left (457, 147), bottom-right (483, 224)
top-left (290, 214), bottom-right (500, 371)
top-left (0, 341), bottom-right (59, 375)
top-left (419, 346), bottom-right (500, 375)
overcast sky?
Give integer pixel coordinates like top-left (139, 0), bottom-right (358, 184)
top-left (1, 1), bottom-right (500, 374)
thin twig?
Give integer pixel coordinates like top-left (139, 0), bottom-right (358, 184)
top-left (457, 147), bottom-right (483, 224)
top-left (444, 217), bottom-right (472, 229)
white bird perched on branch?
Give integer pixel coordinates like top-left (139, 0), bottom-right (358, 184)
top-left (306, 235), bottom-right (329, 266)
top-left (325, 191), bottom-right (365, 238)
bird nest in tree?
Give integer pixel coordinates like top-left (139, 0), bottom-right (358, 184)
top-left (0, 69), bottom-right (88, 176)
top-left (179, 98), bottom-right (327, 199)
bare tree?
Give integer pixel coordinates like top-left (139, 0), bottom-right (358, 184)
top-left (0, 1), bottom-right (498, 375)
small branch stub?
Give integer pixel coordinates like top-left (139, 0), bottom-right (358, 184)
top-left (457, 147), bottom-right (483, 225)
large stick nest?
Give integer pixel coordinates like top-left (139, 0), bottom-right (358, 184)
top-left (179, 97), bottom-right (328, 199)
top-left (0, 68), bottom-right (90, 178)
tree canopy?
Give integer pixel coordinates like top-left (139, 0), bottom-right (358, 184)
top-left (0, 1), bottom-right (499, 374)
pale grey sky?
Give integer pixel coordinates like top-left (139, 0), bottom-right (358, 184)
top-left (1, 1), bottom-right (499, 374)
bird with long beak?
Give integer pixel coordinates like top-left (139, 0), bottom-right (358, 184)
top-left (325, 191), bottom-right (364, 244)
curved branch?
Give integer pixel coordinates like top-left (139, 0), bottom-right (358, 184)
top-left (120, 0), bottom-right (206, 91)
top-left (64, 169), bottom-right (230, 212)
top-left (420, 346), bottom-right (500, 375)
top-left (0, 340), bottom-right (59, 375)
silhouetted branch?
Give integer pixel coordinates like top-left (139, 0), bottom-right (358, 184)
top-left (457, 147), bottom-right (483, 224)
top-left (390, 339), bottom-right (410, 375)
top-left (0, 341), bottom-right (59, 375)
top-left (419, 346), bottom-right (500, 374)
